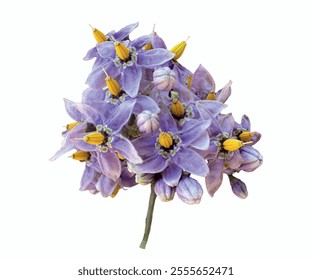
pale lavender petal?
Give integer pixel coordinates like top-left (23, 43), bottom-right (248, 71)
top-left (96, 41), bottom-right (115, 58)
top-left (132, 134), bottom-right (158, 156)
top-left (154, 178), bottom-right (175, 202)
top-left (64, 98), bottom-right (83, 121)
top-left (196, 100), bottom-right (227, 118)
top-left (120, 168), bottom-right (136, 188)
top-left (137, 49), bottom-right (175, 68)
top-left (71, 137), bottom-right (97, 152)
top-left (219, 113), bottom-right (235, 135)
top-left (114, 22), bottom-right (139, 40)
top-left (227, 151), bottom-right (244, 170)
top-left (217, 80), bottom-right (232, 103)
top-left (162, 163), bottom-right (182, 187)
top-left (86, 65), bottom-right (106, 91)
top-left (121, 65), bottom-right (142, 97)
top-left (96, 150), bottom-right (121, 181)
top-left (111, 136), bottom-right (142, 164)
top-left (133, 154), bottom-right (168, 174)
top-left (158, 105), bottom-right (178, 134)
top-left (179, 120), bottom-right (211, 147)
top-left (188, 132), bottom-right (210, 150)
top-left (205, 159), bottom-right (224, 197)
top-left (80, 166), bottom-right (97, 191)
top-left (176, 177), bottom-right (203, 205)
top-left (131, 35), bottom-right (150, 49)
top-left (241, 114), bottom-right (251, 131)
top-left (191, 64), bottom-right (215, 93)
top-left (133, 95), bottom-right (160, 114)
top-left (83, 47), bottom-right (97, 60)
top-left (96, 174), bottom-right (119, 197)
top-left (173, 148), bottom-right (209, 176)
top-left (240, 146), bottom-right (263, 172)
top-left (251, 132), bottom-right (262, 145)
top-left (151, 32), bottom-right (167, 49)
top-left (49, 141), bottom-right (74, 161)
top-left (71, 102), bottom-right (102, 124)
top-left (106, 99), bottom-right (135, 132)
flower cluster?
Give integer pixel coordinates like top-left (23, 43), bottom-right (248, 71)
top-left (51, 22), bottom-right (263, 248)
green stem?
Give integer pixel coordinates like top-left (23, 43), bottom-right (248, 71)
top-left (139, 182), bottom-right (157, 249)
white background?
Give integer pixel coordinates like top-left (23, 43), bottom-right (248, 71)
top-left (0, 0), bottom-right (311, 279)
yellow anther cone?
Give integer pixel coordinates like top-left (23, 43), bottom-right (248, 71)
top-left (223, 139), bottom-right (244, 152)
top-left (159, 132), bottom-right (173, 148)
top-left (70, 151), bottom-right (90, 161)
top-left (83, 132), bottom-right (105, 145)
top-left (114, 41), bottom-right (130, 60)
top-left (171, 100), bottom-right (185, 117)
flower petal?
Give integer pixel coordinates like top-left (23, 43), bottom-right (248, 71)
top-left (131, 35), bottom-right (151, 50)
top-left (71, 102), bottom-right (102, 124)
top-left (132, 134), bottom-right (158, 157)
top-left (133, 95), bottom-right (160, 114)
top-left (217, 80), bottom-right (232, 103)
top-left (162, 163), bottom-right (182, 187)
top-left (219, 113), bottom-right (235, 135)
top-left (106, 99), bottom-right (135, 133)
top-left (96, 150), bottom-right (121, 181)
top-left (173, 148), bottom-right (209, 176)
top-left (191, 64), bottom-right (215, 93)
top-left (137, 49), bottom-right (175, 68)
top-left (96, 174), bottom-right (119, 197)
top-left (64, 98), bottom-right (83, 121)
top-left (205, 159), bottom-right (224, 197)
top-left (158, 105), bottom-right (178, 134)
top-left (121, 65), bottom-right (142, 97)
top-left (113, 22), bottom-right (139, 41)
top-left (111, 136), bottom-right (142, 164)
top-left (241, 114), bottom-right (251, 131)
top-left (133, 154), bottom-right (168, 174)
top-left (96, 41), bottom-right (115, 59)
top-left (179, 120), bottom-right (211, 147)
top-left (83, 46), bottom-right (98, 60)
top-left (80, 165), bottom-right (98, 191)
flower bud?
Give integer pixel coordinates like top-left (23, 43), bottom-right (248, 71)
top-left (159, 132), bottom-right (173, 148)
top-left (154, 178), bottom-right (175, 202)
top-left (228, 174), bottom-right (248, 199)
top-left (176, 177), bottom-right (203, 204)
top-left (135, 173), bottom-right (154, 185)
top-left (70, 151), bottom-right (90, 161)
top-left (114, 41), bottom-right (129, 60)
top-left (137, 111), bottom-right (159, 134)
top-left (83, 132), bottom-right (105, 145)
top-left (239, 147), bottom-right (263, 172)
top-left (171, 100), bottom-right (185, 117)
top-left (223, 139), bottom-right (244, 151)
top-left (153, 67), bottom-right (176, 91)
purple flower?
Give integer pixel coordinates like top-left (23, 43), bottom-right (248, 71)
top-left (131, 107), bottom-right (210, 185)
top-left (86, 37), bottom-right (175, 97)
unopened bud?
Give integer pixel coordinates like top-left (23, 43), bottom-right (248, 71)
top-left (176, 177), bottom-right (203, 204)
top-left (228, 174), bottom-right (248, 199)
top-left (153, 67), bottom-right (176, 91)
top-left (154, 178), bottom-right (175, 202)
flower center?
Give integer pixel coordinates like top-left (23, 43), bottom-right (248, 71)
top-left (159, 132), bottom-right (173, 148)
top-left (114, 41), bottom-right (130, 60)
top-left (70, 151), bottom-right (91, 161)
top-left (83, 132), bottom-right (105, 145)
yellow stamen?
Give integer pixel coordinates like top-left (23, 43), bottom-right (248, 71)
top-left (186, 75), bottom-right (192, 90)
top-left (117, 153), bottom-right (125, 160)
top-left (89, 24), bottom-right (107, 43)
top-left (159, 132), bottom-right (173, 148)
top-left (66, 121), bottom-right (81, 131)
top-left (105, 76), bottom-right (121, 97)
top-left (171, 100), bottom-right (185, 117)
top-left (223, 139), bottom-right (244, 152)
top-left (83, 132), bottom-right (105, 145)
top-left (70, 151), bottom-right (90, 161)
top-left (110, 185), bottom-right (121, 198)
top-left (114, 41), bottom-right (130, 60)
top-left (239, 131), bottom-right (254, 142)
top-left (206, 91), bottom-right (216, 100)
top-left (144, 42), bottom-right (153, 50)
top-left (170, 36), bottom-right (189, 60)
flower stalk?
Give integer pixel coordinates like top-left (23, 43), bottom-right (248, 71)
top-left (139, 181), bottom-right (157, 249)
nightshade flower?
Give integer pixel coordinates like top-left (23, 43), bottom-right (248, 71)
top-left (86, 37), bottom-right (175, 97)
top-left (132, 107), bottom-right (210, 186)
